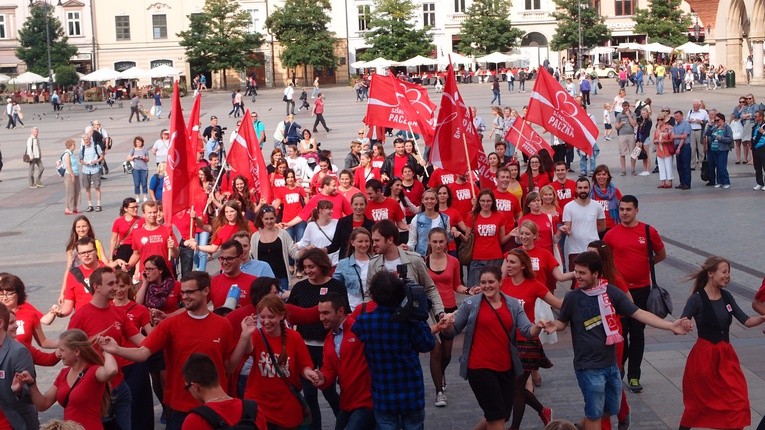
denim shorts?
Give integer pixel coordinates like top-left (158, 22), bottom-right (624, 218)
top-left (575, 364), bottom-right (621, 420)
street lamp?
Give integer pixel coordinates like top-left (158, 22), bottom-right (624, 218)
top-left (577, 1), bottom-right (584, 70)
top-left (28, 0), bottom-right (63, 85)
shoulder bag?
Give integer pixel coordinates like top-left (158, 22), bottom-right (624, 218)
top-left (258, 329), bottom-right (312, 428)
top-left (457, 214), bottom-right (476, 266)
top-left (645, 224), bottom-right (673, 319)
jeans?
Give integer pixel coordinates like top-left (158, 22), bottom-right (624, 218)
top-left (303, 345), bottom-right (340, 430)
top-left (519, 81), bottom-right (525, 91)
top-left (287, 221), bottom-right (306, 267)
top-left (622, 286), bottom-right (649, 381)
top-left (507, 80), bottom-right (514, 92)
top-left (129, 106), bottom-right (140, 122)
top-left (575, 364), bottom-right (621, 420)
top-left (581, 90), bottom-right (590, 105)
top-left (635, 80), bottom-right (644, 94)
top-left (285, 99), bottom-right (295, 115)
top-left (707, 149), bottom-right (730, 185)
top-left (374, 409), bottom-right (424, 430)
top-left (656, 76), bottom-right (665, 94)
top-left (676, 144), bottom-right (692, 186)
top-left (753, 145), bottom-right (765, 186)
top-left (311, 87), bottom-right (320, 98)
top-left (132, 169), bottom-right (148, 194)
top-left (123, 362), bottom-right (154, 430)
top-left (106, 380), bottom-right (132, 430)
top-left (491, 90), bottom-right (501, 105)
top-left (335, 408), bottom-right (375, 430)
top-left (154, 105), bottom-right (163, 118)
top-left (578, 143), bottom-right (599, 174)
top-left (313, 114), bottom-right (329, 132)
top-left (194, 231), bottom-right (210, 271)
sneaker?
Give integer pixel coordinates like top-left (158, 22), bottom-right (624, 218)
top-left (539, 407), bottom-right (552, 425)
top-left (723, 185), bottom-right (730, 189)
top-left (714, 184), bottom-right (721, 188)
top-left (638, 171), bottom-right (650, 176)
top-left (95, 205), bottom-right (102, 212)
top-left (753, 185), bottom-right (763, 191)
top-left (86, 206), bottom-right (94, 212)
top-left (628, 378), bottom-right (643, 393)
top-left (434, 391), bottom-right (447, 407)
top-left (618, 414), bottom-right (631, 430)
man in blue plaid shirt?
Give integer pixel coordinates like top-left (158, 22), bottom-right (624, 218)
top-left (352, 271), bottom-right (436, 430)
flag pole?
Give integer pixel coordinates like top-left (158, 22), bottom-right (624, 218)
top-left (406, 123), bottom-right (429, 178)
top-left (189, 207), bottom-right (195, 242)
top-left (462, 133), bottom-right (476, 198)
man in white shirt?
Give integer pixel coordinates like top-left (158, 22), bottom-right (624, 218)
top-left (151, 129), bottom-right (171, 165)
top-left (561, 176), bottom-right (605, 274)
top-left (284, 84), bottom-right (295, 115)
top-left (687, 100), bottom-right (709, 170)
top-left (25, 127), bottom-right (44, 188)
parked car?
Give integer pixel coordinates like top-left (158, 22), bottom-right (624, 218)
top-left (579, 64), bottom-right (617, 78)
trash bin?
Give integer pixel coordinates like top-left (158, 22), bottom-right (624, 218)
top-left (727, 70), bottom-right (736, 88)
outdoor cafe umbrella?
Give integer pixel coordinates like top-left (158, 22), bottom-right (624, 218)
top-left (119, 66), bottom-right (152, 80)
top-left (476, 51), bottom-right (514, 64)
top-left (82, 67), bottom-right (122, 82)
top-left (675, 41), bottom-right (710, 54)
top-left (149, 65), bottom-right (183, 78)
top-left (402, 55), bottom-right (439, 67)
top-left (9, 71), bottom-right (47, 84)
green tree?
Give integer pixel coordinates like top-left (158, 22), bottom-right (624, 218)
top-left (550, 0), bottom-right (610, 65)
top-left (265, 0), bottom-right (337, 81)
top-left (54, 65), bottom-right (79, 87)
top-left (16, 6), bottom-right (77, 77)
top-left (359, 0), bottom-right (434, 62)
top-left (177, 0), bottom-right (264, 89)
top-left (633, 0), bottom-right (692, 47)
top-left (457, 0), bottom-right (524, 55)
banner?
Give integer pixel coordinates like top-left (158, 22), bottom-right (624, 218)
top-left (186, 93), bottom-right (202, 153)
top-left (504, 119), bottom-right (554, 157)
top-left (163, 82), bottom-right (202, 218)
top-left (228, 109), bottom-right (273, 203)
top-left (365, 74), bottom-right (436, 142)
top-left (526, 67), bottom-right (598, 155)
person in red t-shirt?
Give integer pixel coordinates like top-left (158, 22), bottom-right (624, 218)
top-left (435, 185), bottom-right (470, 255)
top-left (449, 266), bottom-right (543, 430)
top-left (602, 195), bottom-right (664, 394)
top-left (424, 228), bottom-right (468, 407)
top-left (229, 296), bottom-right (319, 429)
top-left (181, 353), bottom-right (267, 430)
top-left (127, 201), bottom-right (179, 281)
top-left (380, 139), bottom-right (420, 181)
top-left (447, 174), bottom-right (477, 219)
top-left (190, 200), bottom-right (255, 256)
top-left (210, 241), bottom-right (258, 309)
top-left (353, 152), bottom-right (381, 190)
top-left (109, 197), bottom-right (145, 270)
top-left (401, 165), bottom-right (425, 219)
top-left (371, 143), bottom-right (385, 170)
top-left (313, 293), bottom-right (375, 428)
top-left (309, 156), bottom-right (338, 195)
top-left (0, 273), bottom-right (57, 352)
top-left (466, 190), bottom-right (512, 289)
top-left (429, 167), bottom-right (457, 188)
top-left (519, 154), bottom-right (552, 197)
top-left (59, 237), bottom-right (107, 317)
top-left (281, 176), bottom-right (352, 228)
top-left (14, 329), bottom-right (118, 430)
top-left (364, 179), bottom-right (407, 229)
top-left (519, 191), bottom-right (561, 256)
top-left (515, 221), bottom-right (574, 292)
top-left (493, 167), bottom-right (523, 231)
top-left (550, 162), bottom-right (576, 210)
top-left (68, 267), bottom-right (144, 430)
top-left (99, 271), bottom-right (236, 429)
top-left (272, 169), bottom-right (307, 223)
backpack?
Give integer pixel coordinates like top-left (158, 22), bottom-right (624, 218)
top-left (190, 399), bottom-right (258, 430)
top-left (81, 143), bottom-right (101, 163)
top-left (56, 151), bottom-right (68, 177)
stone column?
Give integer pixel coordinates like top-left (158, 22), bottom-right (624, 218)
top-left (752, 39), bottom-right (764, 82)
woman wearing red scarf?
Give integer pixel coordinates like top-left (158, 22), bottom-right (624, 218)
top-left (589, 165), bottom-right (622, 237)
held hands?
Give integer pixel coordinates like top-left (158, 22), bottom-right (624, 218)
top-left (537, 320), bottom-right (558, 334)
top-left (671, 317), bottom-right (693, 335)
top-left (310, 368), bottom-right (325, 387)
top-left (436, 313), bottom-right (455, 332)
top-left (468, 286), bottom-right (483, 295)
top-left (150, 309), bottom-right (167, 326)
top-left (240, 315), bottom-right (258, 338)
top-left (12, 371), bottom-right (35, 393)
top-left (559, 225), bottom-right (571, 235)
top-left (303, 368), bottom-right (321, 385)
top-left (97, 335), bottom-right (118, 353)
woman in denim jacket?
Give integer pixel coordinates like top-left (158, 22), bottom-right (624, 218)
top-left (332, 227), bottom-right (372, 311)
top-left (407, 189), bottom-right (456, 257)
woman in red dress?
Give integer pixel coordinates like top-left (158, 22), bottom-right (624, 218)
top-left (679, 256), bottom-right (765, 430)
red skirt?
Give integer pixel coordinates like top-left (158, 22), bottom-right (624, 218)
top-left (680, 338), bottom-right (750, 428)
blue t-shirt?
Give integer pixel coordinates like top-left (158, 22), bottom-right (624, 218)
top-left (673, 120), bottom-right (692, 145)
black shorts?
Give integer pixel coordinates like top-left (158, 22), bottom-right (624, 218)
top-left (467, 368), bottom-right (515, 422)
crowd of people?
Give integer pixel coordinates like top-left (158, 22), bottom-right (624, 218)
top-left (2, 72), bottom-right (765, 430)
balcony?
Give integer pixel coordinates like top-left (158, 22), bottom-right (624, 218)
top-left (444, 13), bottom-right (467, 28)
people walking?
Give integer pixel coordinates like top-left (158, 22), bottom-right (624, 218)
top-left (312, 93), bottom-right (330, 133)
top-left (25, 127), bottom-right (44, 188)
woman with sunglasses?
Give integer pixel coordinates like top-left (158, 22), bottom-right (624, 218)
top-left (500, 249), bottom-right (559, 429)
top-left (1, 273), bottom-right (58, 360)
top-left (251, 205), bottom-right (296, 292)
top-left (109, 198), bottom-right (145, 276)
top-left (653, 112), bottom-right (676, 189)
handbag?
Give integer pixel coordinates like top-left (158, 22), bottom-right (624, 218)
top-left (122, 161), bottom-right (133, 174)
top-left (22, 151), bottom-right (31, 163)
top-left (457, 215), bottom-right (476, 266)
top-left (700, 154), bottom-right (709, 182)
top-left (645, 224), bottom-right (673, 318)
top-left (282, 95), bottom-right (288, 102)
top-left (536, 298), bottom-right (558, 344)
top-left (259, 329), bottom-right (312, 428)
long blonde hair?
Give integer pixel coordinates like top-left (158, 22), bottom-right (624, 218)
top-left (59, 329), bottom-right (111, 416)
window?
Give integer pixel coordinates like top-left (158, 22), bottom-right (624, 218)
top-left (358, 5), bottom-right (370, 31)
top-left (0, 15), bottom-right (6, 39)
top-left (423, 3), bottom-right (435, 27)
top-left (115, 16), bottom-right (130, 41)
top-left (245, 9), bottom-right (260, 33)
top-left (152, 14), bottom-right (167, 39)
top-left (454, 0), bottom-right (465, 12)
top-left (614, 0), bottom-right (633, 16)
top-left (67, 11), bottom-right (81, 36)
top-left (525, 0), bottom-right (541, 10)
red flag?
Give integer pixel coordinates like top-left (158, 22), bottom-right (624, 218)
top-left (186, 93), bottom-right (202, 153)
top-left (526, 67), bottom-right (598, 155)
top-left (227, 109), bottom-right (273, 203)
top-left (365, 74), bottom-right (436, 142)
top-left (504, 119), bottom-right (554, 157)
top-left (430, 64), bottom-right (486, 179)
top-left (163, 82), bottom-right (203, 218)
